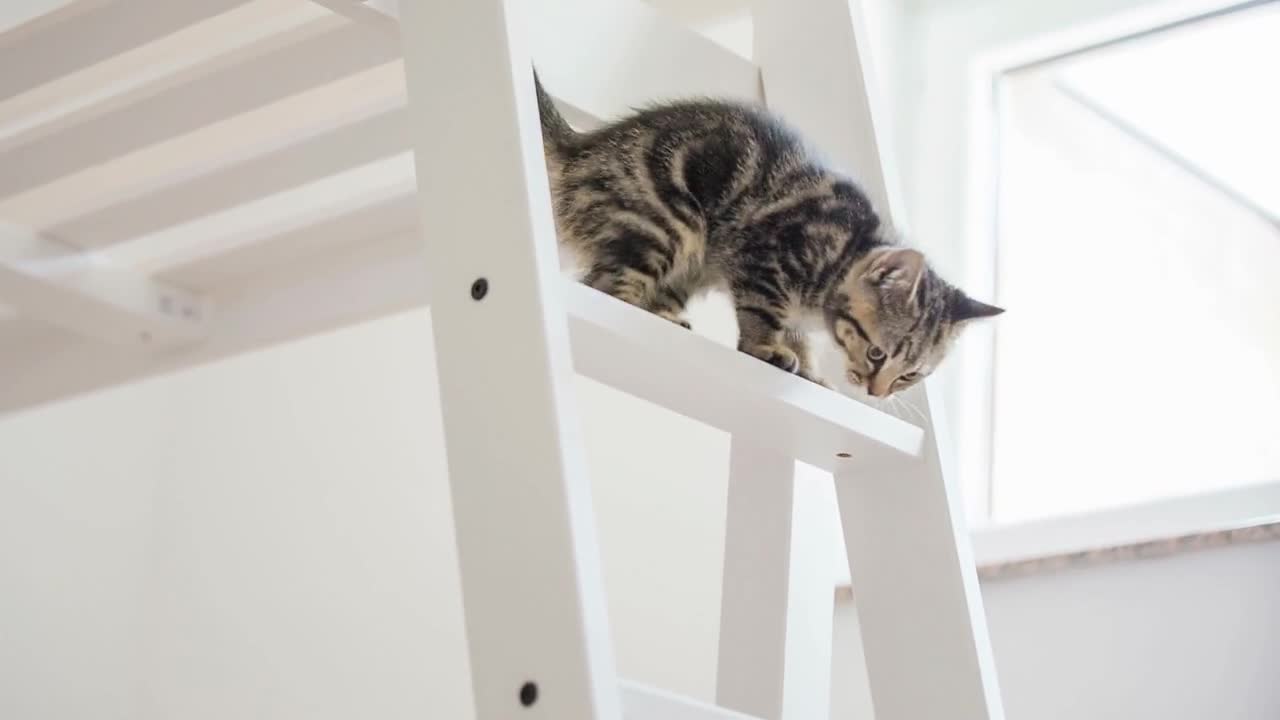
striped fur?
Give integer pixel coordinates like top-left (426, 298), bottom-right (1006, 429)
top-left (535, 73), bottom-right (1002, 396)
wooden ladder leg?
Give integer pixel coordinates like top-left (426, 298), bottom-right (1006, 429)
top-left (833, 383), bottom-right (1004, 720)
top-left (397, 2), bottom-right (622, 718)
top-left (718, 442), bottom-right (838, 719)
top-left (751, 0), bottom-right (1005, 709)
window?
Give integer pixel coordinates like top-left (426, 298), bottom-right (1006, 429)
top-left (986, 2), bottom-right (1280, 524)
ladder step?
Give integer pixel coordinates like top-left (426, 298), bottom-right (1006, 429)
top-left (621, 680), bottom-right (763, 720)
top-left (567, 282), bottom-right (924, 469)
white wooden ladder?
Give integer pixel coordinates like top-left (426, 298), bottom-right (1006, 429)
top-left (402, 2), bottom-right (1004, 719)
top-left (0, 0), bottom-right (1004, 717)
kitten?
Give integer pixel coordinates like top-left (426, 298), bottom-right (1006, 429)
top-left (534, 73), bottom-right (1002, 397)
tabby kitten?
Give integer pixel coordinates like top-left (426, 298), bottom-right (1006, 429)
top-left (534, 73), bottom-right (1002, 397)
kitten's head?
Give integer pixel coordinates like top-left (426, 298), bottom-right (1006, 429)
top-left (825, 247), bottom-right (1002, 398)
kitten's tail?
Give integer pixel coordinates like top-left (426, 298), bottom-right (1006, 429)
top-left (533, 68), bottom-right (575, 151)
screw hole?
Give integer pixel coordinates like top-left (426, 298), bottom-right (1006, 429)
top-left (519, 681), bottom-right (538, 707)
top-left (471, 278), bottom-right (489, 300)
top-left (836, 452), bottom-right (851, 459)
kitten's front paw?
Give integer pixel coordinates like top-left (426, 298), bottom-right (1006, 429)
top-left (656, 309), bottom-right (692, 330)
top-left (743, 345), bottom-right (801, 374)
top-left (798, 371), bottom-right (832, 389)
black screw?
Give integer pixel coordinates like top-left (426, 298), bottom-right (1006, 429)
top-left (519, 681), bottom-right (538, 707)
top-left (471, 278), bottom-right (489, 300)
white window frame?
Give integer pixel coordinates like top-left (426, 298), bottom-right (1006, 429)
top-left (957, 0), bottom-right (1280, 557)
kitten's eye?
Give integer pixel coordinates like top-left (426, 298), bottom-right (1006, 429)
top-left (899, 372), bottom-right (920, 383)
top-left (866, 346), bottom-right (886, 362)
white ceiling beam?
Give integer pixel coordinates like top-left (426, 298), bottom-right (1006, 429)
top-left (0, 232), bottom-right (424, 412)
top-left (0, 17), bottom-right (398, 199)
top-left (0, 0), bottom-right (254, 102)
top-left (0, 1), bottom-right (331, 150)
top-left (38, 76), bottom-right (603, 252)
top-left (50, 100), bottom-right (411, 249)
top-left (103, 154), bottom-right (417, 272)
top-left (308, 0), bottom-right (397, 26)
top-left (0, 224), bottom-right (205, 346)
top-left (310, 0), bottom-right (762, 119)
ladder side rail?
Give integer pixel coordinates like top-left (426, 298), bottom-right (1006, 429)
top-left (834, 382), bottom-right (1004, 719)
top-left (717, 447), bottom-right (841, 720)
top-left (716, 445), bottom-right (795, 719)
top-left (753, 0), bottom-right (1006, 717)
top-left (397, 2), bottom-right (621, 718)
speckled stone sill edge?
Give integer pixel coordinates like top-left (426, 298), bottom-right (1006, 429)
top-left (836, 521), bottom-right (1280, 600)
top-left (974, 521), bottom-right (1280, 581)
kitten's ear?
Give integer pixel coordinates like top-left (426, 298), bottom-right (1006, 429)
top-left (952, 294), bottom-right (1005, 322)
top-left (863, 248), bottom-right (925, 293)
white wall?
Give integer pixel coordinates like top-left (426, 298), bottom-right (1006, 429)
top-left (0, 309), bottom-right (733, 718)
top-left (982, 541), bottom-right (1280, 720)
top-left (831, 540), bottom-right (1280, 719)
top-left (0, 389), bottom-right (159, 719)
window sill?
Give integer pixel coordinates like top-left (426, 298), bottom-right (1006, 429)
top-left (971, 480), bottom-right (1280, 580)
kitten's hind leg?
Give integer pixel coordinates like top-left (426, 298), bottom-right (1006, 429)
top-left (650, 285), bottom-right (692, 330)
top-left (582, 257), bottom-right (689, 329)
top-left (583, 264), bottom-right (654, 300)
